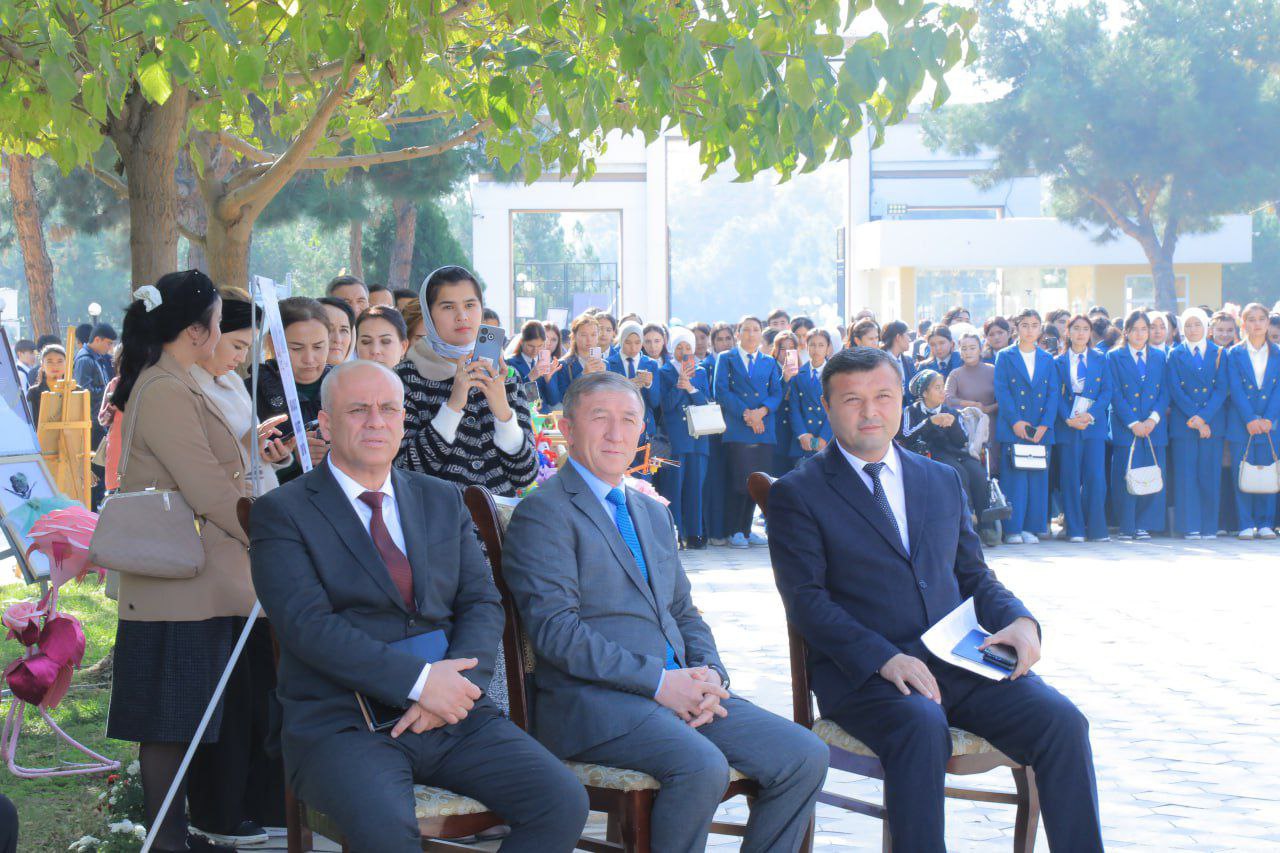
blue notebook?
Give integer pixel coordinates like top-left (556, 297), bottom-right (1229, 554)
top-left (951, 629), bottom-right (1014, 678)
top-left (355, 629), bottom-right (449, 732)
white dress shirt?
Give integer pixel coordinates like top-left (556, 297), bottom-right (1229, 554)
top-left (1246, 339), bottom-right (1269, 387)
top-left (836, 441), bottom-right (909, 554)
top-left (738, 345), bottom-right (759, 372)
top-left (1018, 346), bottom-right (1038, 382)
top-left (1069, 348), bottom-right (1088, 393)
top-left (327, 459), bottom-right (431, 702)
top-left (1126, 346), bottom-right (1160, 426)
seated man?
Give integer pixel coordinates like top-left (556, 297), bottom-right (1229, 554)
top-left (768, 347), bottom-right (1103, 852)
top-left (504, 371), bottom-right (828, 853)
top-left (250, 361), bottom-right (587, 853)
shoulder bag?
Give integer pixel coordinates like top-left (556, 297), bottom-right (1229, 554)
top-left (1011, 443), bottom-right (1047, 470)
top-left (686, 402), bottom-right (726, 437)
top-left (1125, 436), bottom-right (1164, 496)
top-left (1238, 433), bottom-right (1280, 495)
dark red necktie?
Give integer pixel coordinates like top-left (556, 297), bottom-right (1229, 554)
top-left (358, 491), bottom-right (415, 610)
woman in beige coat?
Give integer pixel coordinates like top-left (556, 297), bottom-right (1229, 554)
top-left (104, 270), bottom-right (262, 852)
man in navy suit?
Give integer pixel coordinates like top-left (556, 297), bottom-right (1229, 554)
top-left (768, 347), bottom-right (1102, 852)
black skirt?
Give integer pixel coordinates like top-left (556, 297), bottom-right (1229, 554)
top-left (106, 617), bottom-right (241, 744)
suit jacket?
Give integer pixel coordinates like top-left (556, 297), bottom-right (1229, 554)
top-left (1107, 346), bottom-right (1170, 447)
top-left (1225, 341), bottom-right (1280, 443)
top-left (767, 444), bottom-right (1033, 716)
top-left (502, 462), bottom-right (724, 758)
top-left (713, 349), bottom-right (783, 444)
top-left (1054, 348), bottom-right (1112, 443)
top-left (788, 365), bottom-right (832, 457)
top-left (993, 346), bottom-right (1060, 445)
top-left (249, 463), bottom-right (504, 768)
top-left (1166, 341), bottom-right (1229, 441)
top-left (915, 351), bottom-right (962, 381)
top-left (659, 361), bottom-right (712, 456)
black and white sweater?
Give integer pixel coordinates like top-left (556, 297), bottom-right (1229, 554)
top-left (394, 341), bottom-right (540, 497)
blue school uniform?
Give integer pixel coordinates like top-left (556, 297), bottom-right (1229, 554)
top-left (788, 362), bottom-right (832, 458)
top-left (659, 362), bottom-right (712, 540)
top-left (713, 350), bottom-right (783, 445)
top-left (916, 351), bottom-right (963, 380)
top-left (1166, 341), bottom-right (1229, 536)
top-left (605, 350), bottom-right (662, 443)
top-left (1107, 346), bottom-right (1171, 535)
top-left (1225, 341), bottom-right (1280, 531)
top-left (544, 354), bottom-right (590, 409)
top-left (700, 351), bottom-right (727, 540)
top-left (993, 345), bottom-right (1060, 537)
top-left (1054, 348), bottom-right (1112, 540)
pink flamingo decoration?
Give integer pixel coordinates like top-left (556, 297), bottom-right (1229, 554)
top-left (2, 506), bottom-right (119, 778)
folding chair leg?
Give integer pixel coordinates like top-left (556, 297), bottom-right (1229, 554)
top-left (1012, 766), bottom-right (1041, 853)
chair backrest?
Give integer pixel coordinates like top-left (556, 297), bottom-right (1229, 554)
top-left (747, 471), bottom-right (816, 729)
top-left (462, 486), bottom-right (533, 732)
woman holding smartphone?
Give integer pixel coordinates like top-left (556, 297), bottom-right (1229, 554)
top-left (546, 312), bottom-right (606, 408)
top-left (394, 266), bottom-right (538, 496)
top-left (770, 331), bottom-right (802, 477)
top-left (659, 327), bottom-right (713, 548)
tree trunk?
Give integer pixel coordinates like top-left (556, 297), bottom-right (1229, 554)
top-left (349, 219), bottom-right (364, 279)
top-left (204, 209), bottom-right (255, 293)
top-left (5, 153), bottom-right (58, 338)
top-left (388, 198), bottom-right (417, 290)
top-left (177, 150), bottom-right (208, 273)
top-left (107, 87), bottom-right (190, 291)
top-left (1150, 250), bottom-right (1178, 314)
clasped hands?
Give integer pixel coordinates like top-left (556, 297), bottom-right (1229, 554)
top-left (743, 407), bottom-right (768, 435)
top-left (656, 666), bottom-right (730, 728)
top-left (391, 658), bottom-right (483, 738)
top-left (878, 617), bottom-right (1040, 704)
top-left (1012, 421), bottom-right (1048, 443)
top-left (1129, 418), bottom-right (1157, 439)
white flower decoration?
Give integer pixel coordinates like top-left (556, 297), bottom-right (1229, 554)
top-left (132, 285), bottom-right (163, 312)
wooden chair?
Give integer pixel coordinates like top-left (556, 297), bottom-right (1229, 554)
top-left (462, 485), bottom-right (763, 853)
top-left (235, 498), bottom-right (507, 853)
top-left (745, 473), bottom-right (1041, 853)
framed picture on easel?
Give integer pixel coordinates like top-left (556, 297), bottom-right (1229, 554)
top-left (0, 327), bottom-right (42, 458)
top-left (0, 455), bottom-right (74, 583)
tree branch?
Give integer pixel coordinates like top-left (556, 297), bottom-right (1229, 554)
top-left (299, 120), bottom-right (489, 170)
top-left (326, 110), bottom-right (451, 145)
top-left (178, 222), bottom-right (207, 246)
top-left (88, 165), bottom-right (129, 200)
top-left (216, 131), bottom-right (274, 163)
top-left (0, 35), bottom-right (36, 68)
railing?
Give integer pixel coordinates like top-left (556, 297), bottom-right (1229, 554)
top-left (513, 262), bottom-right (618, 324)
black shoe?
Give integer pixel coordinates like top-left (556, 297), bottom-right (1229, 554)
top-left (687, 535), bottom-right (707, 550)
top-left (183, 834), bottom-right (238, 852)
top-left (189, 820), bottom-right (268, 848)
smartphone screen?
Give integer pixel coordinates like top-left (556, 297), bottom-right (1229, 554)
top-left (538, 349), bottom-right (550, 367)
top-left (786, 350), bottom-right (799, 369)
top-left (589, 346), bottom-right (602, 361)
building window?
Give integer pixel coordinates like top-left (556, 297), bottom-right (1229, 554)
top-left (915, 269), bottom-right (999, 325)
top-left (1124, 274), bottom-right (1189, 314)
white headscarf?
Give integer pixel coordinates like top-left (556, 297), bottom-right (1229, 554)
top-left (1179, 307), bottom-right (1211, 340)
top-left (616, 321), bottom-right (644, 348)
top-left (668, 326), bottom-right (695, 356)
top-left (417, 268), bottom-right (477, 361)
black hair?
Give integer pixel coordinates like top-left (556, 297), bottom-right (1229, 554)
top-left (807, 328), bottom-right (834, 349)
top-left (518, 319), bottom-right (547, 343)
top-left (942, 305), bottom-right (969, 326)
top-left (917, 319), bottom-right (932, 334)
top-left (762, 327), bottom-right (780, 347)
top-left (1122, 309), bottom-right (1150, 333)
top-left (821, 346), bottom-right (901, 399)
top-left (927, 324), bottom-right (954, 342)
top-left (738, 314), bottom-right (763, 331)
top-left (1012, 308), bottom-right (1042, 326)
top-left (368, 283), bottom-right (390, 295)
top-left (849, 318), bottom-right (880, 345)
top-left (641, 323), bottom-right (670, 361)
top-left (111, 269), bottom-right (220, 409)
top-left (881, 320), bottom-right (910, 352)
top-left (35, 333), bottom-right (61, 350)
top-left (316, 296), bottom-right (355, 329)
top-left (1088, 305), bottom-right (1110, 318)
top-left (356, 305), bottom-right (408, 341)
top-left (421, 265), bottom-right (483, 310)
top-left (283, 296), bottom-right (334, 331)
top-left (596, 313), bottom-right (618, 333)
top-left (481, 307), bottom-right (501, 325)
top-left (75, 323), bottom-right (93, 345)
top-left (91, 323), bottom-right (118, 341)
top-left (14, 339), bottom-right (35, 353)
top-left (392, 288), bottom-right (417, 303)
top-left (219, 297), bottom-right (258, 334)
top-left (1090, 316), bottom-right (1111, 339)
top-left (325, 274), bottom-right (366, 296)
top-left (790, 316), bottom-right (815, 333)
top-left (766, 307), bottom-right (790, 323)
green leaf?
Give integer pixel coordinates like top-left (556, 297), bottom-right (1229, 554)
top-left (39, 53), bottom-right (78, 105)
top-left (137, 54), bottom-right (173, 104)
top-left (82, 73), bottom-right (107, 122)
top-left (233, 51), bottom-right (265, 90)
top-left (192, 0), bottom-right (240, 47)
top-left (505, 46), bottom-right (541, 69)
top-left (785, 60), bottom-right (817, 110)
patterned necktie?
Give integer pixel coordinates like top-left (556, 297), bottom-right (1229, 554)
top-left (358, 491), bottom-right (415, 610)
top-left (606, 487), bottom-right (677, 670)
top-left (862, 462), bottom-right (904, 550)
top-left (627, 357), bottom-right (636, 379)
top-left (1136, 350), bottom-right (1147, 380)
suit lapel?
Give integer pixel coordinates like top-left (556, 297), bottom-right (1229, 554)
top-left (821, 445), bottom-right (908, 561)
top-left (392, 468), bottom-right (429, 612)
top-left (560, 465), bottom-right (661, 613)
top-left (308, 463), bottom-right (408, 612)
top-left (1011, 348), bottom-right (1031, 383)
top-left (901, 450), bottom-right (928, 562)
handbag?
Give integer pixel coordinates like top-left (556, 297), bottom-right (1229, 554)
top-left (87, 375), bottom-right (206, 580)
top-left (1011, 443), bottom-right (1047, 470)
top-left (1124, 437), bottom-right (1164, 496)
top-left (686, 402), bottom-right (726, 437)
top-left (1237, 433), bottom-right (1280, 495)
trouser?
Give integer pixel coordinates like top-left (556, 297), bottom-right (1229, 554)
top-left (571, 698), bottom-right (828, 853)
top-left (723, 442), bottom-right (774, 537)
top-left (1057, 437), bottom-right (1108, 540)
top-left (1171, 435), bottom-right (1225, 535)
top-left (704, 435), bottom-right (727, 539)
top-left (827, 665), bottom-right (1102, 853)
top-left (666, 452), bottom-right (708, 540)
top-left (1110, 442), bottom-right (1167, 534)
top-left (936, 453), bottom-right (991, 525)
top-left (1229, 440), bottom-right (1278, 530)
top-left (1000, 446), bottom-right (1048, 537)
top-left (293, 705), bottom-right (588, 853)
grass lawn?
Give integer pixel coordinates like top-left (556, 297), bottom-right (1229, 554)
top-left (0, 579), bottom-right (136, 852)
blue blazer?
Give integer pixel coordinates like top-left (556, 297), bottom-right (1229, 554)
top-left (1225, 342), bottom-right (1280, 443)
top-left (1166, 342), bottom-right (1229, 441)
top-left (545, 354), bottom-right (591, 408)
top-left (767, 445), bottom-right (1034, 714)
top-left (788, 364), bottom-right (832, 457)
top-left (659, 362), bottom-right (711, 456)
top-left (713, 350), bottom-right (783, 444)
top-left (1054, 348), bottom-right (1111, 442)
top-left (993, 346), bottom-right (1060, 445)
top-left (1107, 346), bottom-right (1170, 447)
top-left (509, 353), bottom-right (553, 412)
top-left (606, 351), bottom-right (662, 441)
top-left (915, 351), bottom-right (962, 381)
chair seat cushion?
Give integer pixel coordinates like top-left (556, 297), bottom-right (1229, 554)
top-left (567, 761), bottom-right (749, 791)
top-left (812, 718), bottom-right (996, 758)
top-left (305, 785), bottom-right (490, 842)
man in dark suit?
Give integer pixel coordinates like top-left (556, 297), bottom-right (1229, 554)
top-left (250, 360), bottom-right (587, 852)
top-left (768, 347), bottom-right (1102, 852)
top-left (503, 371), bottom-right (828, 853)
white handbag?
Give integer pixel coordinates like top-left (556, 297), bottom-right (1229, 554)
top-left (1238, 433), bottom-right (1280, 495)
top-left (686, 402), bottom-right (726, 437)
top-left (1125, 437), bottom-right (1164, 496)
top-left (1011, 443), bottom-right (1047, 470)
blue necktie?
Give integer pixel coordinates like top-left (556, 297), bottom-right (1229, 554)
top-left (606, 488), bottom-right (677, 670)
top-left (626, 357), bottom-right (636, 379)
top-left (1136, 351), bottom-right (1147, 380)
top-left (863, 462), bottom-right (904, 551)
top-left (1077, 352), bottom-right (1086, 374)
top-left (1193, 347), bottom-right (1204, 369)
top-left (747, 353), bottom-right (755, 372)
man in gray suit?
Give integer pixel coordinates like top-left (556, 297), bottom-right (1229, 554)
top-left (250, 361), bottom-right (587, 852)
top-left (504, 371), bottom-right (828, 853)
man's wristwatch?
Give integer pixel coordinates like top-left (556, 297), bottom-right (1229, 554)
top-left (706, 663), bottom-right (730, 691)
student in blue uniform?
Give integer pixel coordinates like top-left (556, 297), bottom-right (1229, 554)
top-left (1107, 310), bottom-right (1170, 540)
top-left (545, 312), bottom-right (607, 408)
top-left (917, 324), bottom-right (963, 380)
top-left (714, 315), bottom-right (782, 549)
top-left (1055, 314), bottom-right (1112, 542)
top-left (506, 320), bottom-right (561, 412)
top-left (1166, 308), bottom-right (1229, 540)
top-left (1225, 302), bottom-right (1280, 540)
top-left (770, 331), bottom-right (802, 476)
top-left (606, 320), bottom-right (662, 473)
top-left (596, 312), bottom-right (619, 359)
top-left (703, 322), bottom-right (737, 545)
top-left (659, 327), bottom-right (713, 549)
top-left (789, 329), bottom-right (834, 460)
top-left (994, 309), bottom-right (1060, 544)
